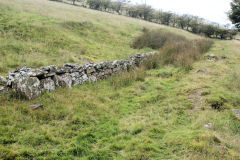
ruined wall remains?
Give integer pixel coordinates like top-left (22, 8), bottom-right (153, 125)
top-left (0, 52), bottom-right (156, 100)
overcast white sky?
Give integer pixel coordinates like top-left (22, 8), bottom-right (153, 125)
top-left (131, 0), bottom-right (232, 25)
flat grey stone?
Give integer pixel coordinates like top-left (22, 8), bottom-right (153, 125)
top-left (204, 123), bottom-right (213, 129)
top-left (207, 54), bottom-right (218, 59)
top-left (29, 104), bottom-right (44, 110)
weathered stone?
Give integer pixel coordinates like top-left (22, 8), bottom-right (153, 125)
top-left (63, 64), bottom-right (82, 73)
top-left (54, 73), bottom-right (72, 88)
top-left (207, 54), bottom-right (218, 59)
top-left (95, 63), bottom-right (103, 69)
top-left (86, 67), bottom-right (95, 74)
top-left (45, 72), bottom-right (56, 78)
top-left (29, 104), bottom-right (44, 110)
top-left (12, 77), bottom-right (41, 100)
top-left (5, 52), bottom-right (157, 100)
top-left (204, 123), bottom-right (213, 129)
top-left (104, 69), bottom-right (112, 75)
top-left (63, 63), bottom-right (76, 68)
top-left (82, 74), bottom-right (89, 82)
top-left (113, 67), bottom-right (121, 73)
top-left (71, 72), bottom-right (84, 85)
top-left (88, 75), bottom-right (97, 82)
top-left (41, 77), bottom-right (55, 91)
top-left (30, 69), bottom-right (48, 78)
top-left (41, 65), bottom-right (57, 72)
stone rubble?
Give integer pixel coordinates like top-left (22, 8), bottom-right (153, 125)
top-left (1, 52), bottom-right (157, 100)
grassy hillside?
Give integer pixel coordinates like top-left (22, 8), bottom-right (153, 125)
top-left (0, 0), bottom-right (198, 75)
top-left (0, 0), bottom-right (239, 160)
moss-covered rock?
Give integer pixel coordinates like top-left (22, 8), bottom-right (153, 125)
top-left (12, 77), bottom-right (42, 99)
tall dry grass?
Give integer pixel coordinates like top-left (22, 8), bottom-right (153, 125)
top-left (132, 28), bottom-right (187, 49)
top-left (160, 39), bottom-right (214, 67)
top-left (132, 29), bottom-right (214, 68)
top-left (110, 29), bottom-right (213, 89)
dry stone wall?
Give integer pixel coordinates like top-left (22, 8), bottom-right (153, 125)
top-left (0, 52), bottom-right (156, 100)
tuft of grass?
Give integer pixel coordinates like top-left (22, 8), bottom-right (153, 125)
top-left (157, 71), bottom-right (173, 78)
top-left (207, 95), bottom-right (228, 111)
top-left (110, 67), bottom-right (146, 89)
top-left (230, 69), bottom-right (240, 89)
top-left (141, 54), bottom-right (160, 70)
top-left (0, 146), bottom-right (18, 160)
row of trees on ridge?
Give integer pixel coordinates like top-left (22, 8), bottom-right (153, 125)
top-left (67, 0), bottom-right (238, 39)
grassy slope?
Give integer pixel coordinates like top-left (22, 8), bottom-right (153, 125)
top-left (0, 0), bottom-right (198, 75)
top-left (0, 0), bottom-right (239, 159)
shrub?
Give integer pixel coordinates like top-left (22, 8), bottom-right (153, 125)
top-left (132, 28), bottom-right (186, 49)
top-left (194, 39), bottom-right (214, 53)
top-left (159, 38), bottom-right (213, 67)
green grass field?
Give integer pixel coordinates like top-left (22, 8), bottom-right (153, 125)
top-left (0, 0), bottom-right (239, 159)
